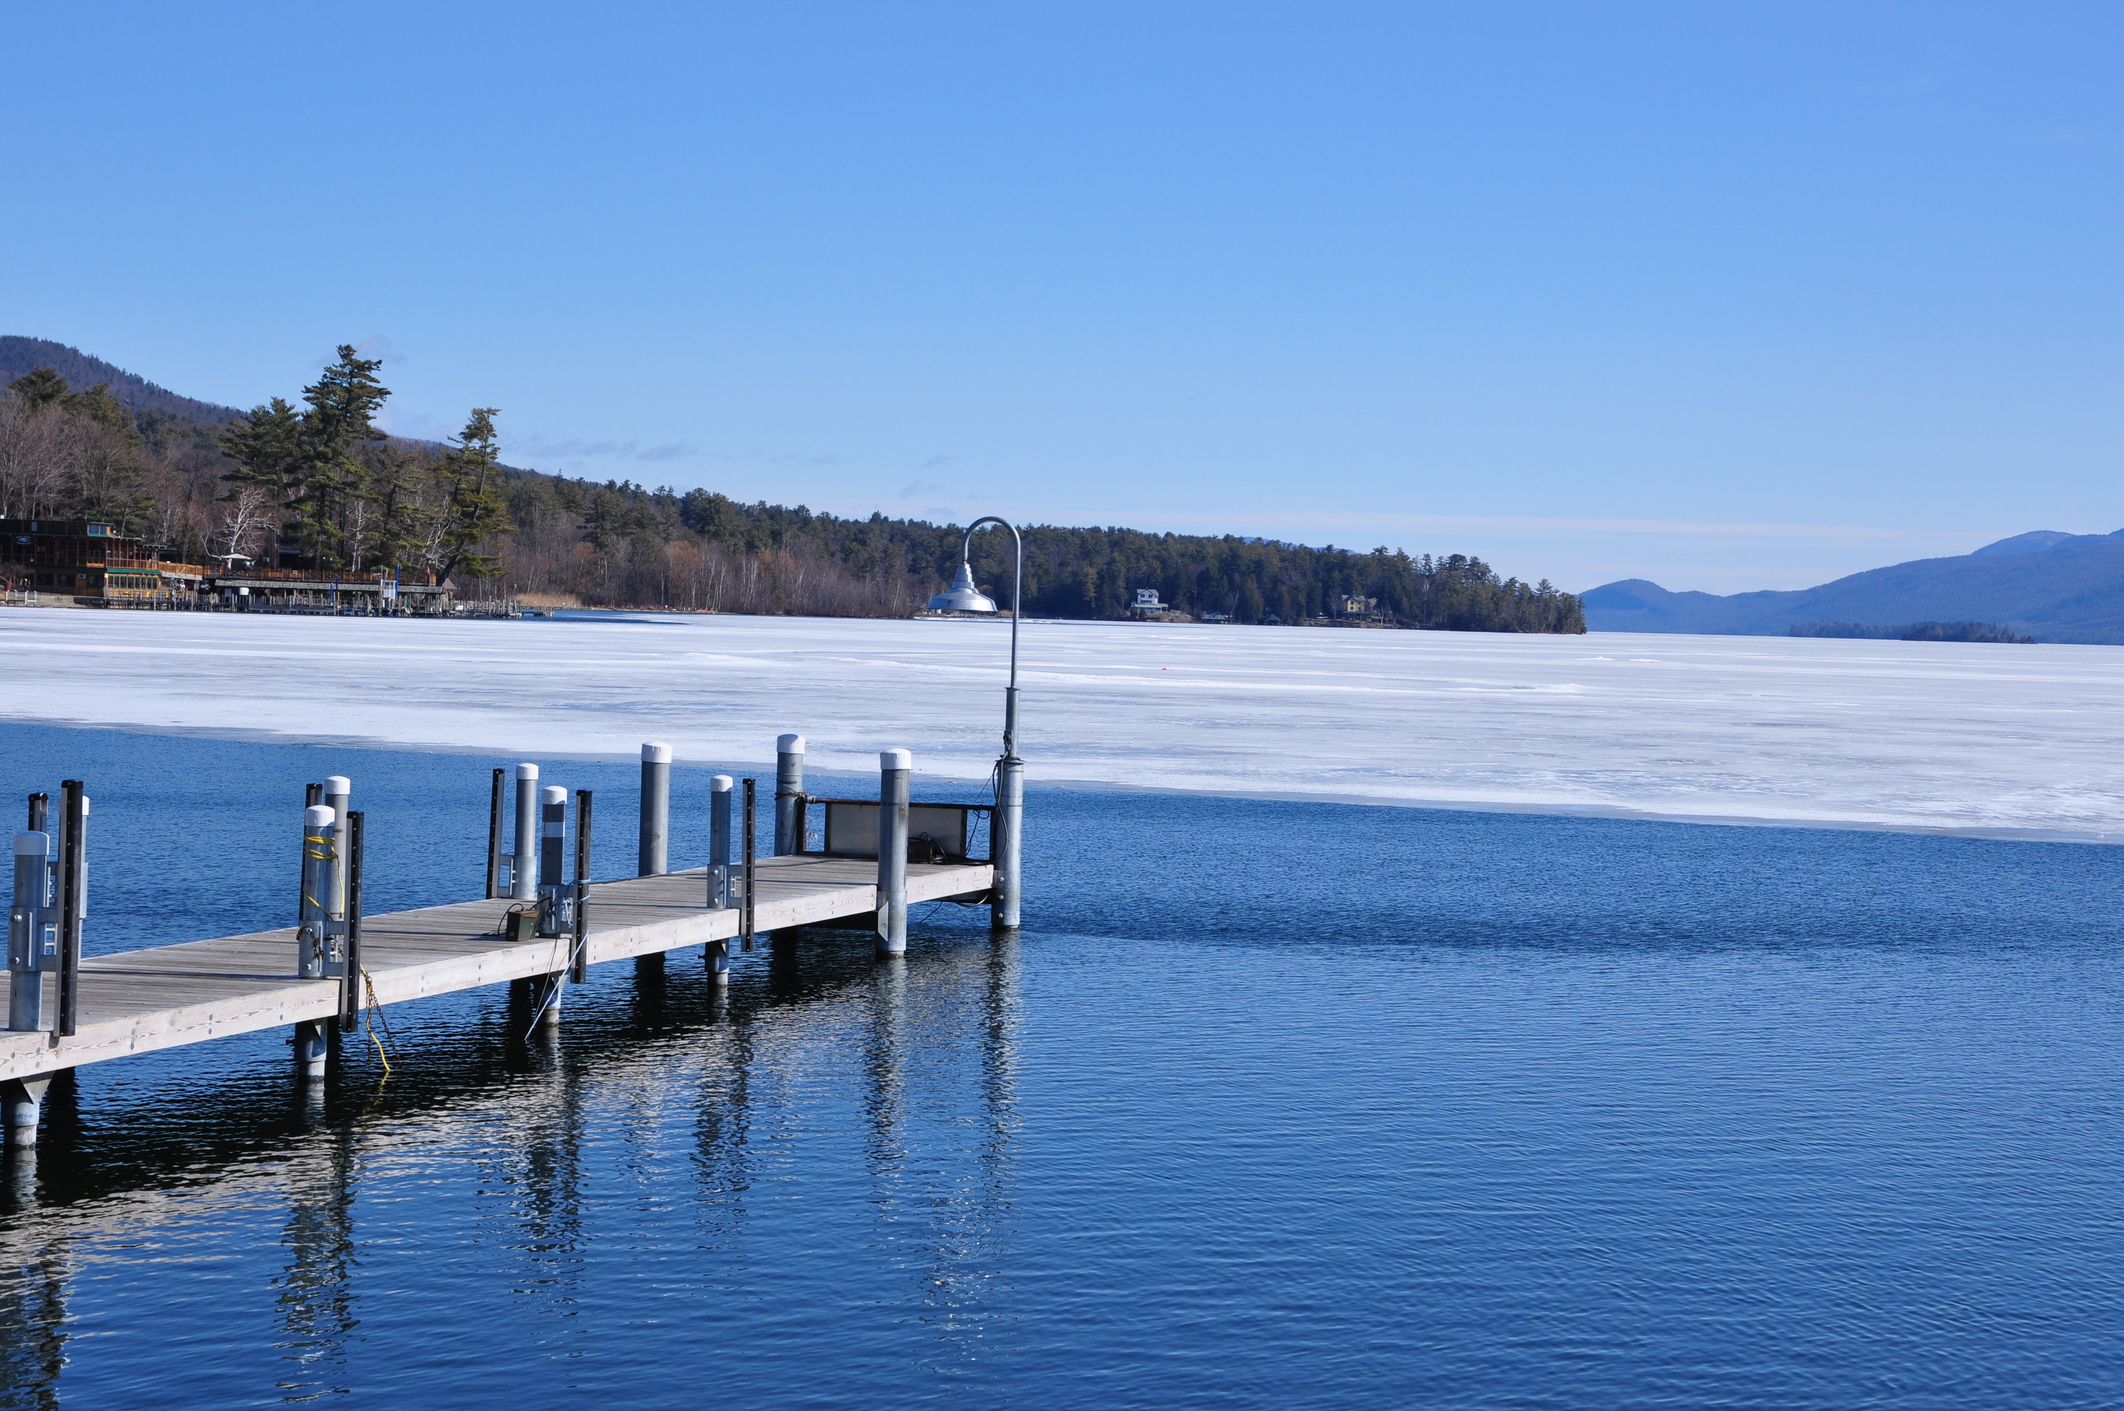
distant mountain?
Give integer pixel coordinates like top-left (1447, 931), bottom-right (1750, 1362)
top-left (0, 336), bottom-right (245, 425)
top-left (1584, 531), bottom-right (2124, 644)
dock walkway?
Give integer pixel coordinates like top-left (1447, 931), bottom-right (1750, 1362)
top-left (0, 855), bottom-right (993, 1084)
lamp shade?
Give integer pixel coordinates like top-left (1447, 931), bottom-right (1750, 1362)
top-left (927, 560), bottom-right (998, 613)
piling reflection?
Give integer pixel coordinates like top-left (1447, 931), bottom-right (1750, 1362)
top-left (0, 925), bottom-right (1021, 1404)
top-left (271, 1122), bottom-right (359, 1401)
top-left (0, 1230), bottom-right (67, 1411)
top-left (858, 934), bottom-right (1023, 1372)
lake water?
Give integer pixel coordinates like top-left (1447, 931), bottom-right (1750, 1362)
top-left (3, 721), bottom-right (2123, 1408)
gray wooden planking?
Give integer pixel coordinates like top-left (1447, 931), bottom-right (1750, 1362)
top-left (0, 855), bottom-right (992, 1082)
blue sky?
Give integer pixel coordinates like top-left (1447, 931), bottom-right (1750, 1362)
top-left (4, 2), bottom-right (2118, 592)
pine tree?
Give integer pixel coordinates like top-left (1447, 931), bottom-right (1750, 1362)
top-left (290, 346), bottom-right (389, 569)
top-left (432, 408), bottom-right (513, 581)
top-left (8, 367), bottom-right (68, 412)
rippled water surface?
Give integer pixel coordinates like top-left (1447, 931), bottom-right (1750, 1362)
top-left (3, 723), bottom-right (2123, 1408)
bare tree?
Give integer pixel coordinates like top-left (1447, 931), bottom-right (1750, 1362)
top-left (0, 395), bottom-right (71, 520)
top-left (213, 484), bottom-right (274, 564)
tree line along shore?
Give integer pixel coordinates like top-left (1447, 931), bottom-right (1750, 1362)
top-left (0, 344), bottom-right (1585, 633)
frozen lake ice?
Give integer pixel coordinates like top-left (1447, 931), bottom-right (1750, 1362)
top-left (2, 607), bottom-right (2120, 838)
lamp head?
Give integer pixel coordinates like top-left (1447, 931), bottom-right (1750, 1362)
top-left (927, 560), bottom-right (999, 614)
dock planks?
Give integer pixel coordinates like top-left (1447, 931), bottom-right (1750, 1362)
top-left (0, 854), bottom-right (992, 1082)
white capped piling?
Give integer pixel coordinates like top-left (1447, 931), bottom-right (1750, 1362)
top-left (639, 742), bottom-right (671, 876)
top-left (775, 734), bottom-right (805, 856)
top-left (877, 748), bottom-right (911, 957)
top-left (708, 774), bottom-right (733, 984)
top-left (538, 785), bottom-right (567, 936)
top-left (297, 805), bottom-right (335, 980)
top-left (293, 803), bottom-right (335, 1081)
top-left (708, 775), bottom-right (734, 910)
top-left (324, 775), bottom-right (351, 917)
top-left (9, 830), bottom-right (53, 1033)
top-left (511, 763), bottom-right (539, 901)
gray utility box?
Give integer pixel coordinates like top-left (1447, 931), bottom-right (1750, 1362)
top-left (818, 800), bottom-right (987, 863)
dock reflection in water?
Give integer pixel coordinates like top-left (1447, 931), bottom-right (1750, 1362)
top-left (0, 925), bottom-right (1023, 1408)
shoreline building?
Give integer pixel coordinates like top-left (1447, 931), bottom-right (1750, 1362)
top-left (0, 520), bottom-right (204, 603)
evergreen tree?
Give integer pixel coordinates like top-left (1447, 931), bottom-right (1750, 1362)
top-left (289, 346), bottom-right (389, 569)
top-left (432, 408), bottom-right (513, 580)
top-left (8, 367), bottom-right (68, 412)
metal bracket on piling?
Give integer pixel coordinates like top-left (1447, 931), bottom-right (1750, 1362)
top-left (56, 780), bottom-right (84, 1038)
top-left (741, 779), bottom-right (756, 951)
top-left (338, 811), bottom-right (365, 1030)
top-left (485, 768), bottom-right (504, 898)
top-left (572, 789), bottom-right (592, 984)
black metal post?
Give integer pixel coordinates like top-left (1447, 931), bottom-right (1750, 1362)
top-left (486, 768), bottom-right (504, 899)
top-left (26, 792), bottom-right (46, 833)
top-left (572, 789), bottom-right (592, 984)
top-left (57, 780), bottom-right (84, 1038)
top-left (339, 811), bottom-right (365, 1029)
top-left (741, 778), bottom-right (756, 951)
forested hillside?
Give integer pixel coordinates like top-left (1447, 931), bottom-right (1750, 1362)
top-left (0, 341), bottom-right (1584, 633)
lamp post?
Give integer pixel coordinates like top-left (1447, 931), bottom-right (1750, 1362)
top-left (927, 517), bottom-right (1022, 930)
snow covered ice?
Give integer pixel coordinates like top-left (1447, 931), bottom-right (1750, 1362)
top-left (2, 608), bottom-right (2121, 839)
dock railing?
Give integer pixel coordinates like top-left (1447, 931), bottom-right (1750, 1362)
top-left (798, 797), bottom-right (993, 865)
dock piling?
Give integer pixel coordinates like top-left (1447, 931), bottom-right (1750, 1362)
top-left (538, 786), bottom-right (567, 937)
top-left (639, 743), bottom-right (670, 876)
top-left (993, 754), bottom-right (1023, 931)
top-left (511, 763), bottom-right (539, 901)
top-left (529, 972), bottom-right (563, 1035)
top-left (775, 735), bottom-right (805, 856)
top-left (2, 1075), bottom-right (50, 1147)
top-left (323, 776), bottom-right (351, 918)
top-left (877, 749), bottom-right (910, 956)
top-left (708, 775), bottom-right (733, 911)
top-left (297, 805), bottom-right (335, 979)
top-left (9, 828), bottom-right (53, 1033)
top-left (294, 797), bottom-right (332, 1077)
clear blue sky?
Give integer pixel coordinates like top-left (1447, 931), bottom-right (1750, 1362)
top-left (4, 2), bottom-right (2118, 592)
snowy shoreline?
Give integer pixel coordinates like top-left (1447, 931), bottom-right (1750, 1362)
top-left (3, 608), bottom-right (2120, 841)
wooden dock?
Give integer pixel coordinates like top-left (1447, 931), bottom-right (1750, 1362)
top-left (0, 854), bottom-right (993, 1085)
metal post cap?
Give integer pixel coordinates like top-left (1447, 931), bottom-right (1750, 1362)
top-left (880, 748), bottom-right (913, 771)
top-left (516, 762), bottom-right (540, 780)
top-left (778, 734), bottom-right (805, 753)
top-left (710, 774), bottom-right (734, 792)
top-left (541, 785), bottom-right (567, 805)
top-left (13, 832), bottom-right (48, 856)
top-left (305, 805), bottom-right (334, 828)
top-left (641, 742), bottom-right (672, 763)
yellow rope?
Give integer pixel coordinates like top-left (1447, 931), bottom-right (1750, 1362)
top-left (359, 965), bottom-right (394, 1080)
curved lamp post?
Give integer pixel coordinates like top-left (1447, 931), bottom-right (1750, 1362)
top-left (927, 517), bottom-right (1022, 929)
